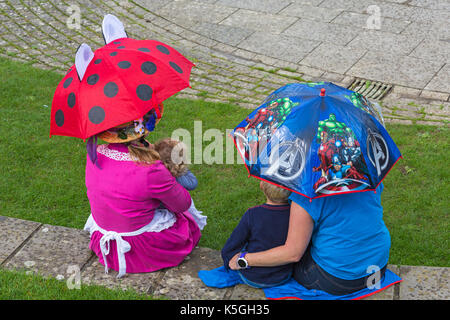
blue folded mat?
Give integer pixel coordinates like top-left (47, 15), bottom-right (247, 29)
top-left (198, 266), bottom-right (402, 300)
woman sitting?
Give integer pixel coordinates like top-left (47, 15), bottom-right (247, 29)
top-left (84, 106), bottom-right (201, 278)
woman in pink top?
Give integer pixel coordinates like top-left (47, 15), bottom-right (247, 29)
top-left (84, 105), bottom-right (201, 278)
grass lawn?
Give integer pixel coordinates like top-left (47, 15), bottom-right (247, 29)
top-left (0, 268), bottom-right (157, 300)
top-left (0, 57), bottom-right (448, 298)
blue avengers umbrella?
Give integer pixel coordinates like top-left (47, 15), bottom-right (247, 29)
top-left (232, 82), bottom-right (402, 200)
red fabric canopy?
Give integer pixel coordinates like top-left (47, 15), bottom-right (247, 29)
top-left (50, 38), bottom-right (194, 139)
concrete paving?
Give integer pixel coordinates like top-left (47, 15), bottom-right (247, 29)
top-left (0, 216), bottom-right (448, 300)
top-left (0, 0), bottom-right (448, 125)
top-left (0, 1), bottom-right (448, 299)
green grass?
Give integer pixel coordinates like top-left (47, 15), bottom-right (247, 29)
top-left (0, 57), bottom-right (448, 298)
top-left (0, 268), bottom-right (156, 300)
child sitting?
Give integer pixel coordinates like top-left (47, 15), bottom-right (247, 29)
top-left (154, 138), bottom-right (207, 230)
top-left (221, 181), bottom-right (293, 288)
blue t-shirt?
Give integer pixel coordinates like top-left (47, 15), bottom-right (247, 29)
top-left (289, 184), bottom-right (390, 280)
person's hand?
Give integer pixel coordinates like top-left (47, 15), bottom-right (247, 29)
top-left (228, 252), bottom-right (241, 270)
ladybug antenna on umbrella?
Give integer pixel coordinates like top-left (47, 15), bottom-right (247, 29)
top-left (102, 14), bottom-right (128, 45)
top-left (75, 43), bottom-right (94, 82)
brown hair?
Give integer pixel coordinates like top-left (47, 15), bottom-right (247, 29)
top-left (154, 138), bottom-right (188, 178)
top-left (260, 181), bottom-right (291, 204)
top-left (126, 140), bottom-right (160, 166)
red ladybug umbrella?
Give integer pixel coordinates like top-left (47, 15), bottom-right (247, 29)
top-left (50, 14), bottom-right (194, 140)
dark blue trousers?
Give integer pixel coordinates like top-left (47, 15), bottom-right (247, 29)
top-left (293, 247), bottom-right (387, 296)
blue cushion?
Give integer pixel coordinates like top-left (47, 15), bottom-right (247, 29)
top-left (198, 266), bottom-right (402, 300)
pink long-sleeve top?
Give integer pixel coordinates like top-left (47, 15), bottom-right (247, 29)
top-left (85, 143), bottom-right (192, 233)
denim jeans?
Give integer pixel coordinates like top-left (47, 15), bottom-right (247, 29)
top-left (237, 270), bottom-right (292, 289)
top-left (293, 248), bottom-right (387, 296)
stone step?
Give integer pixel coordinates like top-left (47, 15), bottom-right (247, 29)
top-left (0, 216), bottom-right (448, 300)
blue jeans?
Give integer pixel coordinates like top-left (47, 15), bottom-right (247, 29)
top-left (293, 247), bottom-right (387, 296)
top-left (236, 270), bottom-right (291, 289)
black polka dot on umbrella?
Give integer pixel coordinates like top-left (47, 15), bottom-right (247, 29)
top-left (110, 51), bottom-right (118, 56)
top-left (88, 106), bottom-right (105, 124)
top-left (55, 109), bottom-right (64, 127)
top-left (118, 61), bottom-right (131, 69)
top-left (169, 61), bottom-right (183, 74)
top-left (141, 61), bottom-right (157, 75)
top-left (136, 84), bottom-right (153, 101)
top-left (87, 74), bottom-right (99, 85)
top-left (63, 77), bottom-right (72, 88)
top-left (94, 59), bottom-right (102, 64)
top-left (117, 46), bottom-right (125, 49)
top-left (113, 41), bottom-right (121, 44)
top-left (67, 92), bottom-right (76, 108)
top-left (156, 45), bottom-right (170, 55)
top-left (137, 47), bottom-right (150, 52)
top-left (104, 82), bottom-right (119, 98)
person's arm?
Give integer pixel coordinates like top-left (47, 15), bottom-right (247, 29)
top-left (229, 201), bottom-right (313, 269)
top-left (148, 163), bottom-right (192, 213)
top-left (221, 211), bottom-right (251, 270)
top-left (176, 169), bottom-right (198, 191)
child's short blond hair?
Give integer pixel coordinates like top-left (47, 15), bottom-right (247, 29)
top-left (260, 181), bottom-right (291, 204)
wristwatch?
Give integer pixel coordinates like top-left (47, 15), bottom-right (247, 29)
top-left (237, 252), bottom-right (250, 269)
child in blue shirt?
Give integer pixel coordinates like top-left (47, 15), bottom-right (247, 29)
top-left (221, 181), bottom-right (293, 288)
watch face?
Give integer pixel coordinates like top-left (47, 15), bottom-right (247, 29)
top-left (237, 258), bottom-right (247, 268)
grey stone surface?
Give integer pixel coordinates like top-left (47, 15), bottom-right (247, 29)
top-left (347, 51), bottom-right (444, 89)
top-left (81, 259), bottom-right (164, 294)
top-left (153, 247), bottom-right (227, 300)
top-left (158, 1), bottom-right (238, 27)
top-left (399, 265), bottom-right (450, 300)
top-left (0, 216), bottom-right (41, 265)
top-left (331, 12), bottom-right (410, 34)
top-left (229, 284), bottom-right (266, 300)
top-left (300, 42), bottom-right (367, 74)
top-left (425, 64), bottom-right (450, 93)
top-left (283, 19), bottom-right (359, 46)
top-left (279, 4), bottom-right (343, 22)
top-left (220, 9), bottom-right (298, 34)
top-left (409, 7), bottom-right (450, 23)
top-left (4, 224), bottom-right (93, 279)
top-left (410, 39), bottom-right (450, 64)
top-left (320, 0), bottom-right (416, 20)
top-left (134, 0), bottom-right (172, 11)
top-left (409, 0), bottom-right (450, 10)
top-left (190, 22), bottom-right (253, 47)
top-left (401, 21), bottom-right (450, 42)
top-left (348, 30), bottom-right (423, 55)
top-left (217, 0), bottom-right (292, 14)
top-left (238, 31), bottom-right (320, 63)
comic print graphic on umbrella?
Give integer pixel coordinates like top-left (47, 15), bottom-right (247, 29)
top-left (312, 113), bottom-right (371, 195)
top-left (50, 14), bottom-right (194, 140)
top-left (232, 82), bottom-right (402, 200)
top-left (234, 97), bottom-right (299, 165)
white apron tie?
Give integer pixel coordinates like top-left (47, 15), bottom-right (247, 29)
top-left (99, 231), bottom-right (131, 278)
top-left (84, 210), bottom-right (177, 278)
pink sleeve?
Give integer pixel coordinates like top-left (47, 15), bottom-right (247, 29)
top-left (147, 162), bottom-right (192, 213)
